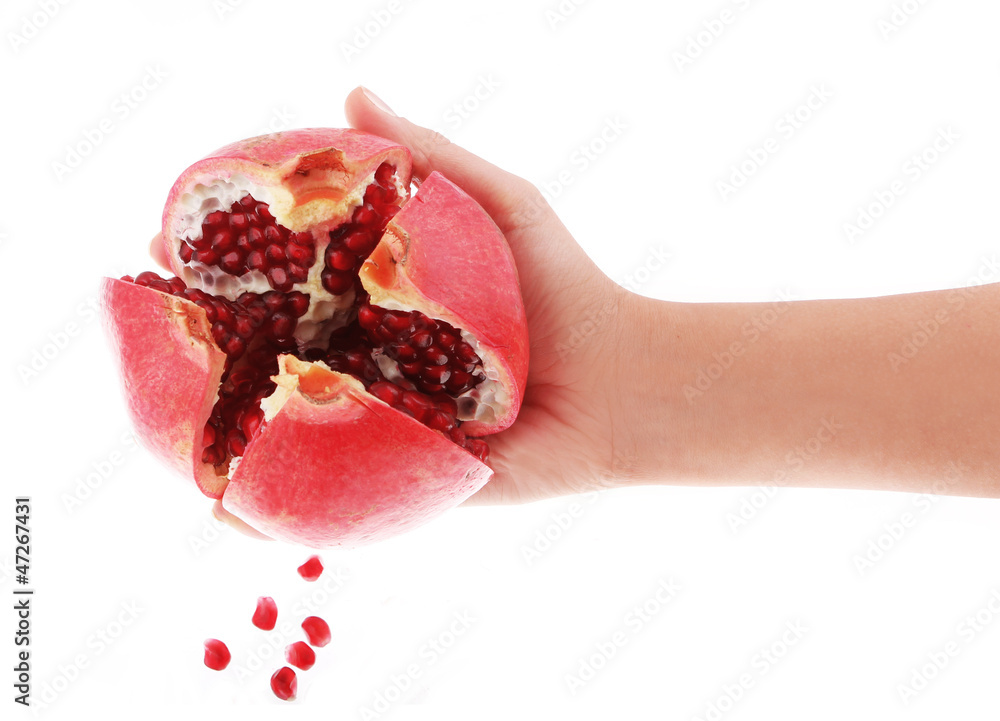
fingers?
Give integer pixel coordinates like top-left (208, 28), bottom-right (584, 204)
top-left (149, 233), bottom-right (170, 271)
top-left (344, 87), bottom-right (554, 236)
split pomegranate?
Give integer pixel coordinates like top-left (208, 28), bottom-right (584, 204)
top-left (270, 666), bottom-right (297, 701)
top-left (203, 639), bottom-right (231, 670)
top-left (297, 555), bottom-right (323, 581)
top-left (285, 641), bottom-right (316, 671)
top-left (301, 616), bottom-right (331, 648)
top-left (252, 596), bottom-right (278, 631)
top-left (101, 129), bottom-right (528, 548)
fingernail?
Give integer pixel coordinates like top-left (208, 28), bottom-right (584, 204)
top-left (362, 87), bottom-right (397, 116)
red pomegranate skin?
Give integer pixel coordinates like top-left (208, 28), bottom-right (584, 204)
top-left (101, 129), bottom-right (527, 548)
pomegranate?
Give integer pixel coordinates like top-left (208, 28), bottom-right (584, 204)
top-left (101, 129), bottom-right (528, 548)
top-left (301, 616), bottom-right (331, 648)
top-left (252, 596), bottom-right (278, 631)
top-left (285, 641), bottom-right (316, 671)
top-left (203, 639), bottom-right (231, 670)
top-left (270, 666), bottom-right (297, 701)
top-left (297, 555), bottom-right (323, 582)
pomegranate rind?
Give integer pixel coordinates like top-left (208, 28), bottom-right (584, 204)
top-left (161, 128), bottom-right (413, 273)
top-left (360, 172), bottom-right (528, 435)
top-left (100, 278), bottom-right (229, 498)
top-left (222, 358), bottom-right (492, 548)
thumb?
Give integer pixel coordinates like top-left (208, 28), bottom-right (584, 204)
top-left (344, 86), bottom-right (554, 237)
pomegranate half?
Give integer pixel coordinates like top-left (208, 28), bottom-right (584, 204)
top-left (101, 129), bottom-right (528, 548)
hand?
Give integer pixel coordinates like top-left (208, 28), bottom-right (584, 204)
top-left (346, 87), bottom-right (639, 503)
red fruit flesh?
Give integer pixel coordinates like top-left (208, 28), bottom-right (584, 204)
top-left (301, 616), bottom-right (331, 648)
top-left (297, 555), bottom-right (323, 582)
top-left (102, 129), bottom-right (528, 547)
top-left (203, 639), bottom-right (231, 670)
top-left (270, 666), bottom-right (297, 701)
top-left (252, 596), bottom-right (278, 630)
top-left (285, 641), bottom-right (316, 671)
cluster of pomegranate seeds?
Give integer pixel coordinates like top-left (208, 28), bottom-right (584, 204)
top-left (301, 617), bottom-right (331, 648)
top-left (270, 667), bottom-right (298, 701)
top-left (252, 596), bottom-right (278, 631)
top-left (202, 556), bottom-right (332, 702)
top-left (125, 162), bottom-right (496, 468)
top-left (203, 639), bottom-right (231, 671)
top-left (367, 380), bottom-right (489, 461)
top-left (358, 297), bottom-right (486, 396)
top-left (297, 555), bottom-right (324, 581)
top-left (321, 164), bottom-right (400, 295)
top-left (130, 272), bottom-right (312, 467)
top-left (179, 195), bottom-right (315, 293)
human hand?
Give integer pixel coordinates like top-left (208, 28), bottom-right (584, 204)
top-left (345, 87), bottom-right (640, 504)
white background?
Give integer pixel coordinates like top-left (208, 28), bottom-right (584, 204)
top-left (3, 0), bottom-right (1000, 718)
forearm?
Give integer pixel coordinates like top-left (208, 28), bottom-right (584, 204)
top-left (621, 283), bottom-right (1000, 497)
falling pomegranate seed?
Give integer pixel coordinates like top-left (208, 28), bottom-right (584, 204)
top-left (285, 641), bottom-right (316, 671)
top-left (301, 616), bottom-right (331, 648)
top-left (252, 596), bottom-right (278, 630)
top-left (203, 639), bottom-right (231, 671)
top-left (270, 666), bottom-right (297, 701)
top-left (297, 555), bottom-right (324, 582)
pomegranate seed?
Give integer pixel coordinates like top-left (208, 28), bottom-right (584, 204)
top-left (369, 381), bottom-right (403, 406)
top-left (230, 214), bottom-right (249, 232)
top-left (427, 410), bottom-right (456, 432)
top-left (203, 639), bottom-right (231, 670)
top-left (301, 616), bottom-right (331, 647)
top-left (297, 555), bottom-right (324, 582)
top-left (270, 667), bottom-right (297, 701)
top-left (205, 210), bottom-right (227, 226)
top-left (285, 641), bottom-right (316, 671)
top-left (358, 304), bottom-right (381, 329)
top-left (329, 249), bottom-right (355, 271)
top-left (344, 229), bottom-right (375, 254)
top-left (422, 365), bottom-right (451, 385)
top-left (253, 596), bottom-right (278, 630)
top-left (322, 270), bottom-right (353, 295)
